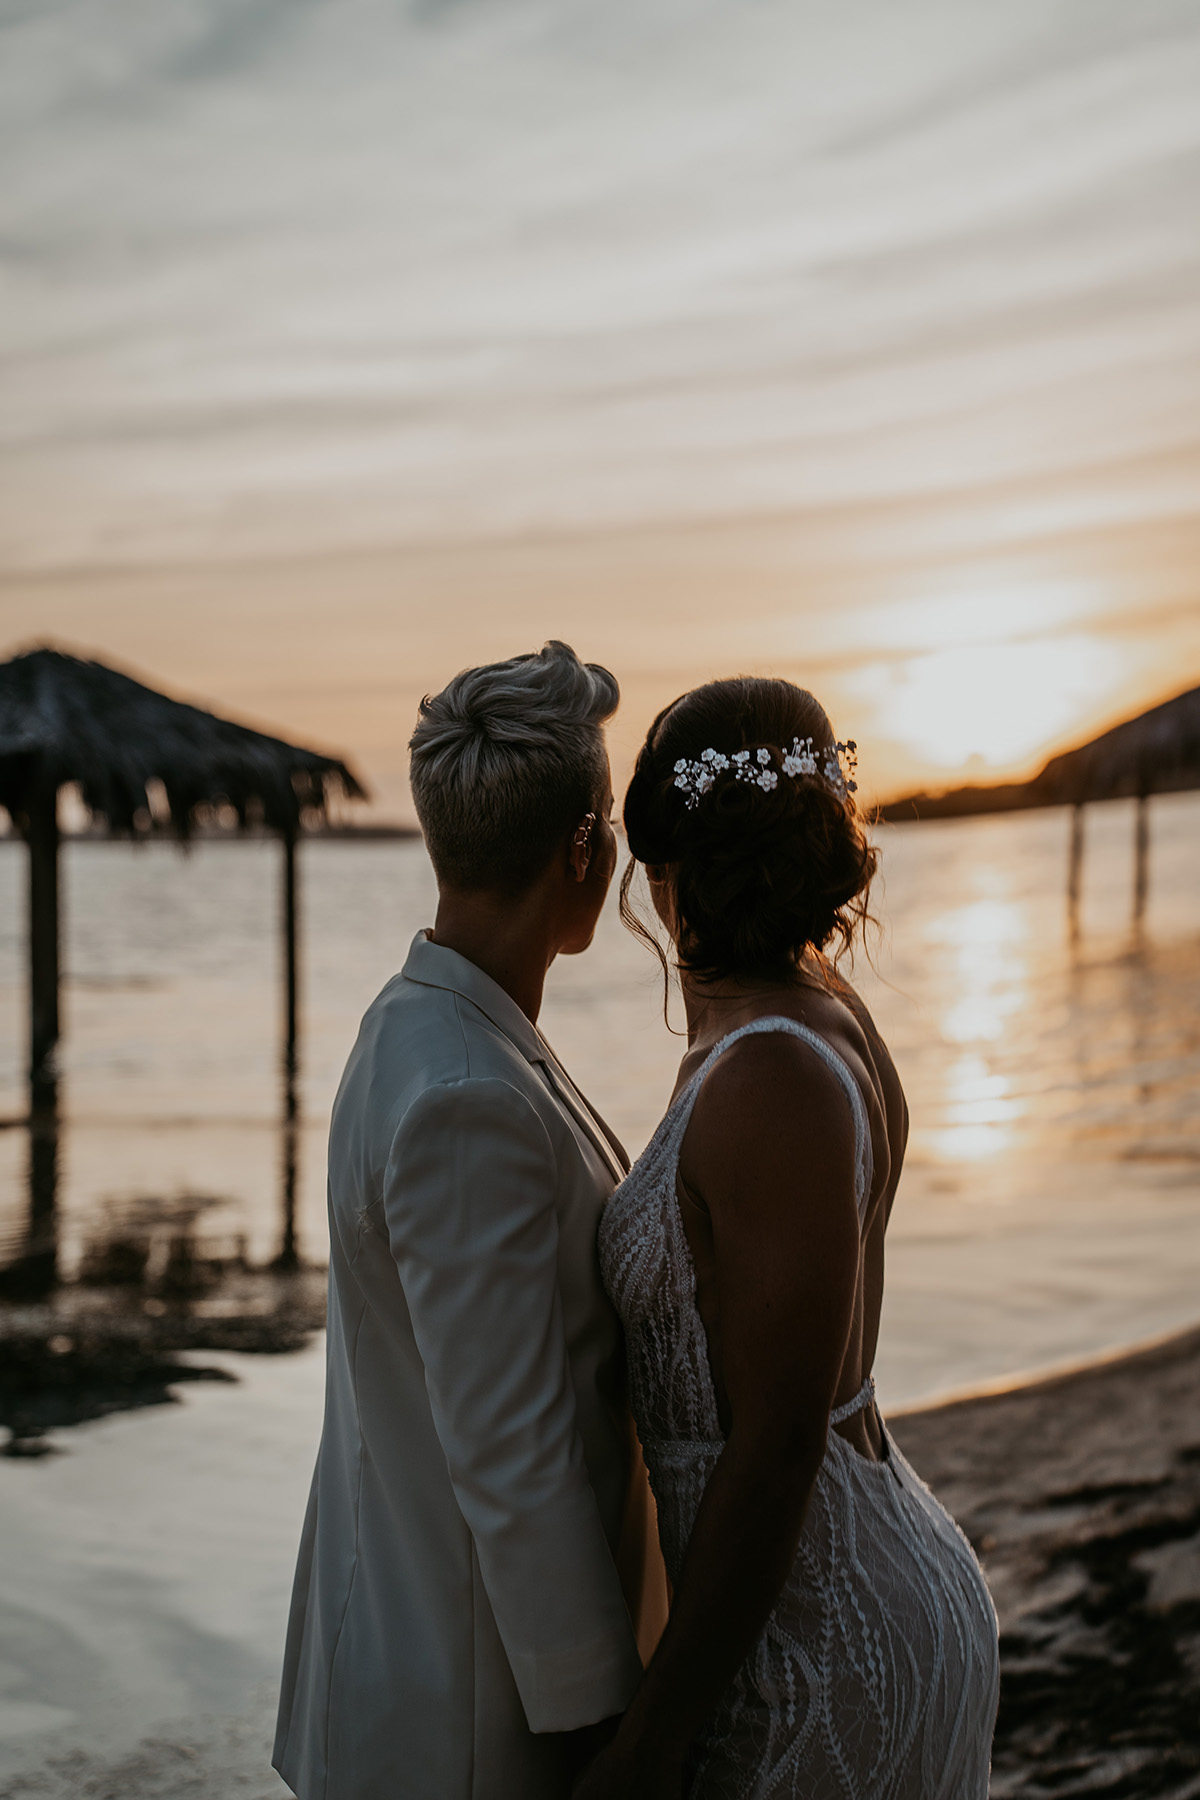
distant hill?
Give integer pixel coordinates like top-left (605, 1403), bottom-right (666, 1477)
top-left (878, 684), bottom-right (1200, 822)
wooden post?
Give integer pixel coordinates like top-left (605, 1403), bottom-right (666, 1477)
top-left (1133, 794), bottom-right (1150, 927)
top-left (1067, 803), bottom-right (1085, 936)
top-left (277, 1088), bottom-right (299, 1271)
top-left (0, 1089), bottom-right (60, 1302)
top-left (283, 827), bottom-right (298, 1064)
top-left (0, 772), bottom-right (63, 1301)
top-left (276, 826), bottom-right (300, 1269)
top-left (27, 776), bottom-right (60, 1092)
top-left (25, 1087), bottom-right (59, 1297)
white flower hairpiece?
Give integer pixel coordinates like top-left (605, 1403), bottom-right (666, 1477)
top-left (672, 736), bottom-right (857, 811)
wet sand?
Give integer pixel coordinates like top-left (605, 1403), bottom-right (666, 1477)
top-left (892, 1324), bottom-right (1200, 1798)
top-left (0, 1326), bottom-right (1198, 1797)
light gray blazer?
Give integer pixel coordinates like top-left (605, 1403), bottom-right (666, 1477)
top-left (273, 932), bottom-right (644, 1800)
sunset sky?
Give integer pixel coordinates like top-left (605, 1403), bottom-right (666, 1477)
top-left (2, 0), bottom-right (1198, 819)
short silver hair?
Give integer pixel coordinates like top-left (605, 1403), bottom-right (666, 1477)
top-left (409, 641), bottom-right (619, 892)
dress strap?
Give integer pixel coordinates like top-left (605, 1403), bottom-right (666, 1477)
top-left (666, 1015), bottom-right (873, 1219)
top-left (829, 1374), bottom-right (876, 1424)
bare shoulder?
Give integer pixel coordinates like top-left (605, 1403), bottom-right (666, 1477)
top-left (697, 1028), bottom-right (855, 1111)
top-left (820, 975), bottom-right (909, 1209)
top-left (683, 1030), bottom-right (859, 1191)
top-left (823, 970), bottom-right (903, 1091)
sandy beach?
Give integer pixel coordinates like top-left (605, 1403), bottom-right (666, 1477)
top-left (0, 1322), bottom-right (1196, 1798)
top-left (893, 1324), bottom-right (1200, 1798)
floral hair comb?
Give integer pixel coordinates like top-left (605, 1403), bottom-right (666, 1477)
top-left (672, 737), bottom-right (857, 811)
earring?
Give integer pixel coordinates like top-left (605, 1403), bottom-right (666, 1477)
top-left (574, 812), bottom-right (596, 849)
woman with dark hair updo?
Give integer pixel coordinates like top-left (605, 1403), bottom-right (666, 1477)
top-left (579, 678), bottom-right (1000, 1800)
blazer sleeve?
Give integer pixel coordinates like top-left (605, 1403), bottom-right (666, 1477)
top-left (384, 1076), bottom-right (642, 1732)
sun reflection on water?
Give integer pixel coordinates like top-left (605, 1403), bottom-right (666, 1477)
top-left (924, 894), bottom-right (1031, 1161)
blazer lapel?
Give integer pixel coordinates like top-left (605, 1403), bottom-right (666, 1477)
top-left (532, 1056), bottom-right (628, 1186)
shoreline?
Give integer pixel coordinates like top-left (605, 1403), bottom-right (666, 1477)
top-left (888, 1316), bottom-right (1200, 1419)
top-left (891, 1321), bottom-right (1200, 1797)
top-left (0, 1323), bottom-right (1197, 1796)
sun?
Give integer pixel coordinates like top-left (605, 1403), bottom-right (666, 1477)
top-left (848, 633), bottom-right (1128, 776)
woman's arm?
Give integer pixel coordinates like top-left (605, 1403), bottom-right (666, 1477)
top-left (573, 1036), bottom-right (864, 1797)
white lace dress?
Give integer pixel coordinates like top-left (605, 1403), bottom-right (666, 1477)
top-left (599, 1018), bottom-right (999, 1800)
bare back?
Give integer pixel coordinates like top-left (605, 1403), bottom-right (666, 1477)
top-left (673, 961), bottom-right (908, 1461)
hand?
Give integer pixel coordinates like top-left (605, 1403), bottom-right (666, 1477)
top-left (570, 1737), bottom-right (686, 1800)
top-left (549, 1714), bottom-right (621, 1787)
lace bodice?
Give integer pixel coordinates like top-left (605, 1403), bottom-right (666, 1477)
top-left (599, 1016), bottom-right (999, 1800)
top-left (601, 1016), bottom-right (872, 1458)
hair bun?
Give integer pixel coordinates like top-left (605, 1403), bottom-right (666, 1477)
top-left (623, 677), bottom-right (876, 980)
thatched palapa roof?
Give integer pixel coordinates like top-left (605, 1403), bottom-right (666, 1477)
top-left (0, 648), bottom-right (365, 834)
top-left (880, 684), bottom-right (1200, 822)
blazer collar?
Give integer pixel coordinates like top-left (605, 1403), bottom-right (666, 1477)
top-left (402, 930), bottom-right (545, 1063)
top-left (401, 931), bottom-right (629, 1181)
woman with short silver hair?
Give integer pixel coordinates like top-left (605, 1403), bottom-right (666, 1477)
top-left (410, 637), bottom-right (617, 905)
top-left (274, 642), bottom-right (661, 1800)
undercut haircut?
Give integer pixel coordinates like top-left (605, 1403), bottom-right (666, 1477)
top-left (409, 640), bottom-right (619, 893)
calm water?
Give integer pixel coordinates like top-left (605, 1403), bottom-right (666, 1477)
top-left (1, 794), bottom-right (1199, 1403)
